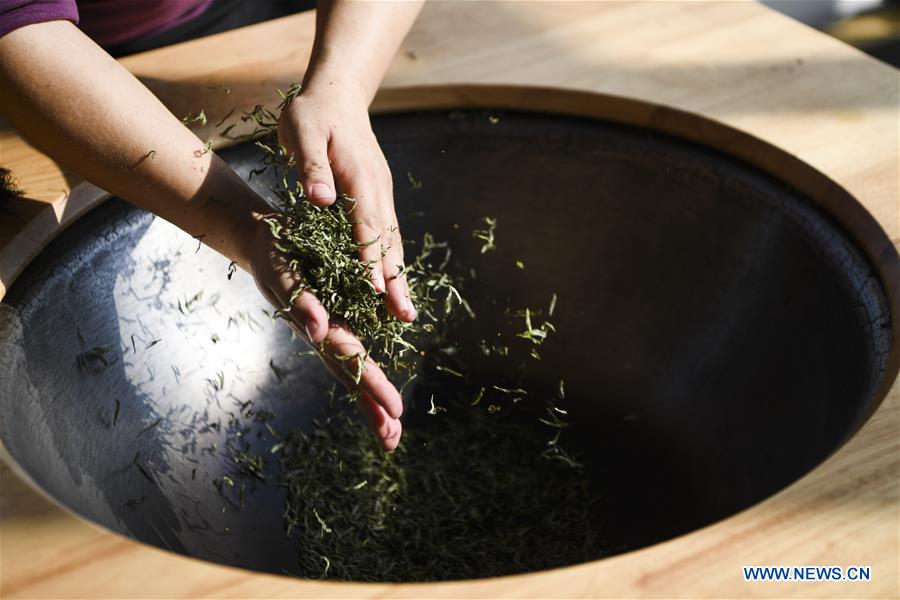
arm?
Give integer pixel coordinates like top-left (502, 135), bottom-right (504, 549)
top-left (0, 17), bottom-right (408, 449)
top-left (0, 20), bottom-right (268, 271)
top-left (305, 0), bottom-right (424, 107)
top-left (277, 0), bottom-right (425, 447)
top-left (278, 0), bottom-right (425, 322)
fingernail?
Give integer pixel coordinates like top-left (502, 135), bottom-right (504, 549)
top-left (308, 182), bottom-right (335, 201)
top-left (405, 297), bottom-right (417, 319)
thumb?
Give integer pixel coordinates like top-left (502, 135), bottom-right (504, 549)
top-left (292, 129), bottom-right (337, 207)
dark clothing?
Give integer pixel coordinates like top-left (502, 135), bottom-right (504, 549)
top-left (0, 0), bottom-right (313, 57)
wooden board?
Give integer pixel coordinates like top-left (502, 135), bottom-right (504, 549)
top-left (1, 1), bottom-right (898, 598)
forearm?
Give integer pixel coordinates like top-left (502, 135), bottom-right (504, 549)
top-left (304, 0), bottom-right (424, 101)
top-left (0, 21), bottom-right (270, 271)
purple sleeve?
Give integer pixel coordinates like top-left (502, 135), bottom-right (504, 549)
top-left (0, 0), bottom-right (78, 38)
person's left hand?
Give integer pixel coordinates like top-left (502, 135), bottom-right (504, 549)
top-left (247, 214), bottom-right (404, 451)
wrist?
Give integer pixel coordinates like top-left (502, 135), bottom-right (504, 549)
top-left (234, 208), bottom-right (274, 277)
top-left (283, 74), bottom-right (372, 132)
top-left (301, 58), bottom-right (376, 106)
top-left (210, 166), bottom-right (277, 274)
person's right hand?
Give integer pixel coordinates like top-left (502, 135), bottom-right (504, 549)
top-left (277, 83), bottom-right (417, 324)
top-left (247, 214), bottom-right (404, 451)
top-left (261, 0), bottom-right (424, 450)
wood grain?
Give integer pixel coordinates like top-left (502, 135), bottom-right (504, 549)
top-left (0, 1), bottom-right (898, 598)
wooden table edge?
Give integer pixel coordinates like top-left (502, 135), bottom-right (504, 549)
top-left (1, 3), bottom-right (898, 598)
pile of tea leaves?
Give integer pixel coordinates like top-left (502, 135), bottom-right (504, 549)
top-left (280, 402), bottom-right (602, 581)
top-left (218, 89), bottom-right (607, 581)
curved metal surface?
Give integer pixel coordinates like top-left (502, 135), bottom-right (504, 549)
top-left (0, 110), bottom-right (891, 580)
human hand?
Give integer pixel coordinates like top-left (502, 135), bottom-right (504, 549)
top-left (277, 85), bottom-right (416, 323)
top-left (264, 0), bottom-right (423, 450)
top-left (248, 216), bottom-right (404, 451)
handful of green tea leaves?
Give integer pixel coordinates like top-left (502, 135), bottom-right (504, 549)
top-left (246, 90), bottom-right (471, 383)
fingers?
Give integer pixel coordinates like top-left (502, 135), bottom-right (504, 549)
top-left (382, 223), bottom-right (416, 322)
top-left (335, 156), bottom-right (388, 294)
top-left (374, 163), bottom-right (416, 323)
top-left (287, 124), bottom-right (337, 208)
top-left (274, 303), bottom-right (402, 450)
top-left (320, 325), bottom-right (403, 421)
top-left (288, 289), bottom-right (329, 344)
top-left (334, 153), bottom-right (416, 321)
top-left (320, 325), bottom-right (404, 450)
top-left (277, 113), bottom-right (412, 451)
top-left (352, 211), bottom-right (387, 294)
top-left (309, 324), bottom-right (403, 450)
top-left (259, 282), bottom-right (329, 346)
top-left (358, 391), bottom-right (402, 451)
top-left (280, 99), bottom-right (414, 322)
top-left (251, 178), bottom-right (405, 451)
top-left (265, 250), bottom-right (330, 344)
top-left (262, 274), bottom-right (403, 448)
